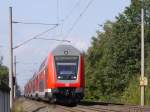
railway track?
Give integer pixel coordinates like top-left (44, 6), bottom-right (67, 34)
top-left (77, 105), bottom-right (150, 112)
top-left (77, 105), bottom-right (121, 112)
top-left (19, 98), bottom-right (150, 112)
top-left (57, 105), bottom-right (94, 112)
top-left (128, 106), bottom-right (150, 112)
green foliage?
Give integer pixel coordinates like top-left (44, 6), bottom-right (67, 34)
top-left (0, 65), bottom-right (8, 78)
top-left (12, 100), bottom-right (24, 112)
top-left (121, 77), bottom-right (140, 105)
top-left (0, 65), bottom-right (9, 84)
top-left (84, 0), bottom-right (150, 105)
top-left (145, 83), bottom-right (150, 105)
top-left (121, 77), bottom-right (150, 106)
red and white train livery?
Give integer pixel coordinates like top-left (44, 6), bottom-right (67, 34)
top-left (24, 45), bottom-right (84, 104)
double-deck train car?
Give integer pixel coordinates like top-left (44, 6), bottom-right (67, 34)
top-left (24, 45), bottom-right (84, 104)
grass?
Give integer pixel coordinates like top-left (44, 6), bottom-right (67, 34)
top-left (12, 98), bottom-right (24, 112)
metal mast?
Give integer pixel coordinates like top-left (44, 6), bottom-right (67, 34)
top-left (141, 0), bottom-right (145, 106)
top-left (9, 6), bottom-right (13, 109)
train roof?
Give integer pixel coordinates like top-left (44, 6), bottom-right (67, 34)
top-left (52, 44), bottom-right (81, 56)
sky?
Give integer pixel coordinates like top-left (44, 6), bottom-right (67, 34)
top-left (0, 0), bottom-right (130, 89)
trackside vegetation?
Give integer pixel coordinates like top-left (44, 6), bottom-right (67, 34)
top-left (84, 0), bottom-right (150, 105)
top-left (0, 65), bottom-right (9, 84)
top-left (12, 99), bottom-right (24, 112)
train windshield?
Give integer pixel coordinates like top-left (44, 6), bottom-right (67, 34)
top-left (55, 56), bottom-right (79, 80)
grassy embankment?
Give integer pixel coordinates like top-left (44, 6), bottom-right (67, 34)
top-left (12, 99), bottom-right (24, 112)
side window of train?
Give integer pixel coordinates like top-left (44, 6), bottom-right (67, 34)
top-left (45, 67), bottom-right (48, 87)
top-left (46, 68), bottom-right (48, 79)
top-left (33, 82), bottom-right (35, 92)
top-left (36, 77), bottom-right (38, 90)
top-left (34, 80), bottom-right (36, 92)
top-left (39, 80), bottom-right (44, 92)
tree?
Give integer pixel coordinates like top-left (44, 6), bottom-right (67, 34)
top-left (0, 65), bottom-right (9, 84)
top-left (85, 0), bottom-right (150, 104)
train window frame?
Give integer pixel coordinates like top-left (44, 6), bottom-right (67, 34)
top-left (39, 80), bottom-right (44, 92)
top-left (54, 56), bottom-right (79, 80)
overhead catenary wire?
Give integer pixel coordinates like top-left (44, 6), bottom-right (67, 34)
top-left (35, 37), bottom-right (71, 43)
top-left (64, 0), bottom-right (95, 38)
top-left (59, 0), bottom-right (82, 37)
top-left (57, 0), bottom-right (59, 24)
top-left (48, 0), bottom-right (82, 39)
top-left (56, 0), bottom-right (62, 38)
top-left (61, 0), bottom-right (82, 23)
top-left (13, 25), bottom-right (58, 49)
top-left (16, 62), bottom-right (40, 65)
top-left (12, 21), bottom-right (59, 26)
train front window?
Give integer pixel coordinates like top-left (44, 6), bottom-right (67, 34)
top-left (55, 56), bottom-right (79, 80)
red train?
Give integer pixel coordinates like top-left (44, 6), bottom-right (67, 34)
top-left (24, 45), bottom-right (84, 104)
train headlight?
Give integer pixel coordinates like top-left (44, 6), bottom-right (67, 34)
top-left (73, 76), bottom-right (77, 79)
top-left (58, 76), bottom-right (61, 79)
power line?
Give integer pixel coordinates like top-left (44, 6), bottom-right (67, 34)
top-left (35, 37), bottom-right (71, 43)
top-left (12, 21), bottom-right (59, 26)
top-left (59, 0), bottom-right (82, 37)
top-left (56, 0), bottom-right (63, 38)
top-left (57, 0), bottom-right (59, 24)
top-left (62, 0), bottom-right (82, 23)
top-left (64, 0), bottom-right (95, 38)
top-left (13, 25), bottom-right (58, 49)
top-left (53, 0), bottom-right (82, 38)
top-left (17, 62), bottom-right (39, 65)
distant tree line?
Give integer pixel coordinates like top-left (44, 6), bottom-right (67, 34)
top-left (0, 56), bottom-right (9, 85)
top-left (0, 57), bottom-right (21, 96)
top-left (84, 0), bottom-right (150, 105)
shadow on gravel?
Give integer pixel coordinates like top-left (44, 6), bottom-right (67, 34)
top-left (56, 102), bottom-right (77, 107)
top-left (32, 106), bottom-right (47, 112)
top-left (79, 101), bottom-right (124, 106)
